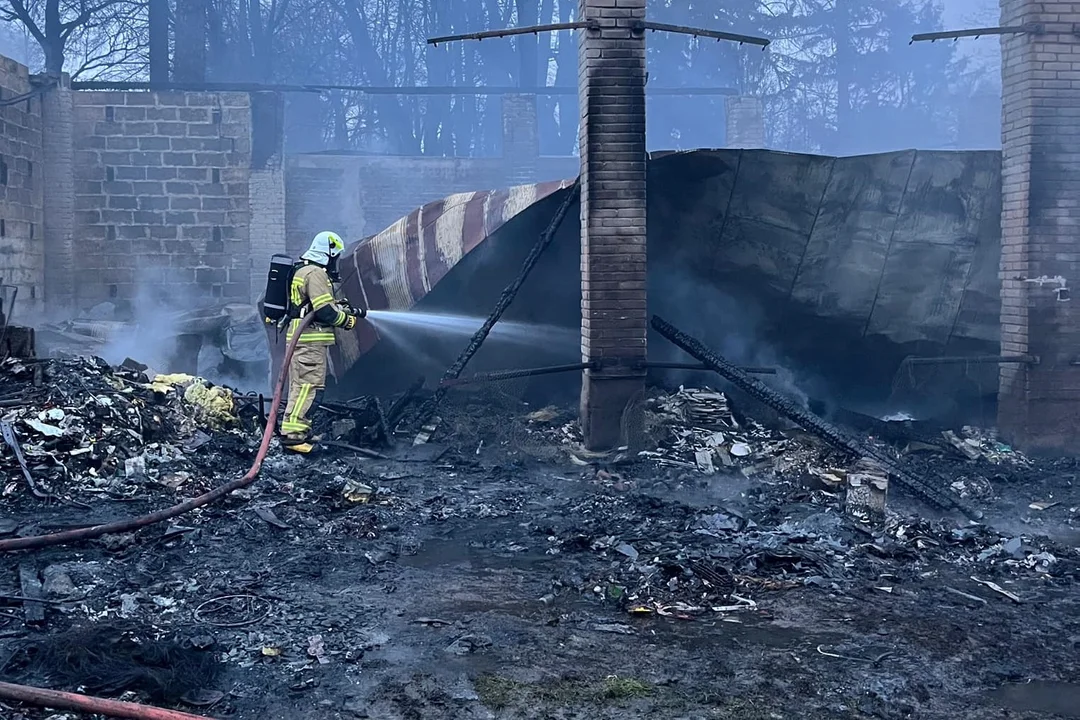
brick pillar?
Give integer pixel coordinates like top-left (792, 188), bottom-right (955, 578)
top-left (578, 0), bottom-right (648, 451)
top-left (502, 94), bottom-right (538, 186)
top-left (997, 1), bottom-right (1080, 451)
top-left (40, 75), bottom-right (75, 314)
top-left (725, 96), bottom-right (765, 148)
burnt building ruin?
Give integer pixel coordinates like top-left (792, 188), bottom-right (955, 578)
top-left (1, 0), bottom-right (1080, 452)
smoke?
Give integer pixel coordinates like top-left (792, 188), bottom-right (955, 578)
top-left (98, 268), bottom-right (186, 372)
top-left (648, 265), bottom-right (828, 409)
top-left (94, 267), bottom-right (270, 394)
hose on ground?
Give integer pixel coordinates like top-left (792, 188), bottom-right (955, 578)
top-left (0, 313), bottom-right (315, 553)
top-left (0, 679), bottom-right (213, 719)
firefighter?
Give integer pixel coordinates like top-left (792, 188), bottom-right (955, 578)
top-left (280, 231), bottom-right (364, 453)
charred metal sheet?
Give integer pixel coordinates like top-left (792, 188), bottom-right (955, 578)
top-left (330, 179), bottom-right (576, 373)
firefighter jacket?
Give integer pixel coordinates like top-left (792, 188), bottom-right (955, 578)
top-left (287, 263), bottom-right (351, 346)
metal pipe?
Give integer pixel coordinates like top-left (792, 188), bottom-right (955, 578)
top-left (910, 24), bottom-right (1039, 43)
top-left (637, 21), bottom-right (770, 47)
top-left (440, 362), bottom-right (593, 387)
top-left (646, 361), bottom-right (776, 375)
top-left (429, 21), bottom-right (594, 45)
top-left (440, 359), bottom-right (779, 387)
top-left (71, 81), bottom-right (740, 96)
top-left (901, 355), bottom-right (1038, 366)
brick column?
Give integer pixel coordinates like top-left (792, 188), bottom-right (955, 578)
top-left (997, 1), bottom-right (1080, 451)
top-left (40, 74), bottom-right (75, 314)
top-left (725, 96), bottom-right (765, 148)
top-left (502, 94), bottom-right (538, 186)
top-left (578, 0), bottom-right (648, 450)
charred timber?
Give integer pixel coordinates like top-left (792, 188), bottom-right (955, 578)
top-left (650, 315), bottom-right (982, 520)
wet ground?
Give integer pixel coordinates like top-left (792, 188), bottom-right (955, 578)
top-left (3, 414), bottom-right (1080, 720)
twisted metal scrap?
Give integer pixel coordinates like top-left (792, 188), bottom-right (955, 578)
top-left (650, 314), bottom-right (982, 520)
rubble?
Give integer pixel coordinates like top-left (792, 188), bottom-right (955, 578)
top-left (0, 356), bottom-right (254, 506)
top-left (1, 347), bottom-right (1078, 718)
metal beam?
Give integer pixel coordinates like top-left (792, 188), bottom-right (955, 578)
top-left (910, 24), bottom-right (1042, 43)
top-left (427, 20), bottom-right (769, 49)
top-left (636, 21), bottom-right (770, 48)
top-left (428, 21), bottom-right (594, 45)
top-left (901, 355), bottom-right (1038, 366)
top-left (70, 81), bottom-right (738, 96)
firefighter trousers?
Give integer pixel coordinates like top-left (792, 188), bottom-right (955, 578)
top-left (281, 343), bottom-right (328, 442)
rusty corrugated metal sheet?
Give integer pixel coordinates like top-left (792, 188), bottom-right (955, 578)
top-left (325, 179), bottom-right (575, 378)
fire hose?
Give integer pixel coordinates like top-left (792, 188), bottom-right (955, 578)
top-left (0, 681), bottom-right (212, 720)
top-left (0, 312), bottom-right (314, 552)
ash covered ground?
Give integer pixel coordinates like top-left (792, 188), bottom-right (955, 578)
top-left (1, 357), bottom-right (1079, 719)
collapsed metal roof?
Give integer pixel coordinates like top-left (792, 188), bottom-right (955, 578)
top-left (325, 148), bottom-right (1001, 382)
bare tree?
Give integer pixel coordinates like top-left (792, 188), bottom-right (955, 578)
top-left (0, 0), bottom-right (133, 73)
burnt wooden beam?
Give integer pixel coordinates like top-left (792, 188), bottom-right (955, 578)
top-left (17, 565), bottom-right (45, 626)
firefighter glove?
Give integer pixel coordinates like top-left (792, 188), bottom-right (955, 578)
top-left (342, 314), bottom-right (358, 331)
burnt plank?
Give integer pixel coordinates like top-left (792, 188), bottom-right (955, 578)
top-left (17, 564), bottom-right (44, 625)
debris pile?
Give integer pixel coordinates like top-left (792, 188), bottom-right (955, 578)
top-left (639, 387), bottom-right (806, 474)
top-left (0, 357), bottom-right (252, 503)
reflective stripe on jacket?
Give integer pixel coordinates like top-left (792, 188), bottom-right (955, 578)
top-left (286, 263), bottom-right (348, 346)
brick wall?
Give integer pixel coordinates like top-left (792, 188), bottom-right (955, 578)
top-left (997, 1), bottom-right (1080, 451)
top-left (0, 55), bottom-right (44, 318)
top-left (70, 91), bottom-right (254, 307)
top-left (725, 96), bottom-right (765, 149)
top-left (577, 0), bottom-right (648, 450)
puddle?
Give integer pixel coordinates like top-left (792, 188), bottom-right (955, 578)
top-left (399, 535), bottom-right (555, 572)
top-left (988, 681), bottom-right (1080, 717)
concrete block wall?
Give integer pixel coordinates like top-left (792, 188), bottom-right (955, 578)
top-left (0, 55), bottom-right (44, 318)
top-left (502, 94), bottom-right (539, 185)
top-left (70, 91), bottom-right (253, 308)
top-left (997, 0), bottom-right (1080, 450)
top-left (283, 94), bottom-right (576, 255)
top-left (285, 155), bottom-right (505, 257)
top-left (577, 0), bottom-right (648, 450)
top-left (725, 96), bottom-right (765, 148)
